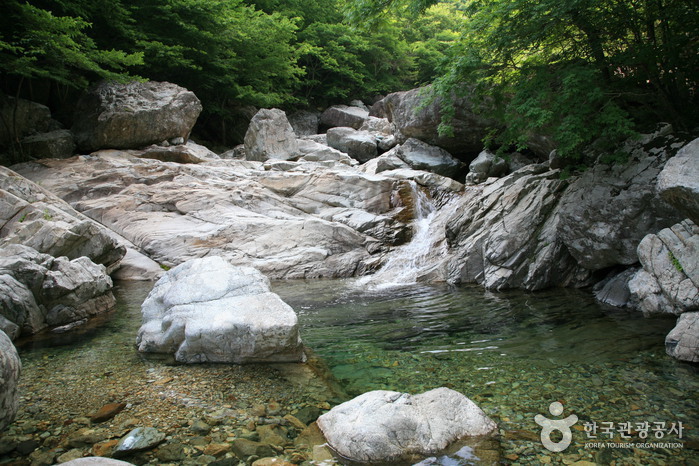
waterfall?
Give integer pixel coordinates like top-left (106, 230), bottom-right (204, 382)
top-left (357, 182), bottom-right (447, 289)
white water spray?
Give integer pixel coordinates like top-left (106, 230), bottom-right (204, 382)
top-left (357, 182), bottom-right (447, 289)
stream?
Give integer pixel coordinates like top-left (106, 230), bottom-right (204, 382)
top-left (10, 279), bottom-right (699, 465)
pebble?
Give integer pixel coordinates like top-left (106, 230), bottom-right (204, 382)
top-left (203, 443), bottom-right (231, 457)
top-left (113, 427), bottom-right (166, 457)
top-left (90, 402), bottom-right (127, 423)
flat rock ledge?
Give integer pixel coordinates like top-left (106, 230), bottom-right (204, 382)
top-left (136, 256), bottom-right (304, 364)
top-left (316, 387), bottom-right (497, 463)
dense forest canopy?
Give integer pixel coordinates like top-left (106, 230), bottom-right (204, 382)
top-left (1, 0), bottom-right (697, 159)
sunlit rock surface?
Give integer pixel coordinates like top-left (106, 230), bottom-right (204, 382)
top-left (317, 387), bottom-right (496, 463)
top-left (137, 256), bottom-right (304, 363)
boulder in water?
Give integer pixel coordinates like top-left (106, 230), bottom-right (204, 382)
top-left (0, 244), bottom-right (116, 338)
top-left (0, 329), bottom-right (21, 432)
top-left (666, 312), bottom-right (699, 362)
top-left (136, 256), bottom-right (305, 363)
top-left (316, 388), bottom-right (497, 463)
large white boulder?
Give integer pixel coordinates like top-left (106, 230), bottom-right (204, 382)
top-left (136, 257), bottom-right (305, 363)
top-left (316, 388), bottom-right (497, 463)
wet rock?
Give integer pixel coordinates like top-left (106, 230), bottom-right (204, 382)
top-left (90, 403), bottom-right (126, 423)
top-left (0, 330), bottom-right (21, 431)
top-left (136, 256), bottom-right (305, 363)
top-left (320, 105), bottom-right (369, 130)
top-left (293, 407), bottom-right (322, 426)
top-left (395, 138), bottom-right (463, 179)
top-left (60, 458), bottom-right (136, 466)
top-left (283, 414), bottom-right (306, 430)
top-left (252, 458), bottom-right (295, 466)
top-left (317, 387), bottom-right (497, 463)
top-left (189, 419), bottom-right (211, 435)
top-left (28, 448), bottom-right (56, 465)
top-left (594, 268), bottom-right (638, 307)
top-left (113, 427), bottom-right (165, 457)
top-left (665, 312), bottom-right (699, 362)
top-left (16, 438), bottom-right (40, 455)
top-left (230, 438), bottom-right (275, 460)
top-left (244, 109), bottom-right (300, 162)
top-left (58, 448), bottom-right (86, 463)
top-left (294, 422), bottom-right (325, 449)
top-left (204, 443), bottom-right (231, 457)
top-left (68, 428), bottom-right (109, 448)
top-left (155, 442), bottom-right (186, 462)
top-left (72, 81), bottom-right (202, 152)
top-left (657, 138), bottom-right (699, 224)
top-left (257, 424), bottom-right (288, 446)
top-left (445, 165), bottom-right (589, 290)
top-left (92, 439), bottom-right (119, 457)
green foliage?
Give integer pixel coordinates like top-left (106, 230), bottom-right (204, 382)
top-left (349, 0), bottom-right (698, 164)
top-left (128, 0), bottom-right (303, 108)
top-left (296, 21), bottom-right (412, 104)
top-left (668, 250), bottom-right (684, 274)
top-left (0, 1), bottom-right (141, 88)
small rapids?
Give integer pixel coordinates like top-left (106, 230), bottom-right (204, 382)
top-left (357, 182), bottom-right (451, 289)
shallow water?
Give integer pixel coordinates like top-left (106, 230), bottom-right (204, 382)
top-left (273, 279), bottom-right (699, 464)
top-left (13, 279), bottom-right (699, 465)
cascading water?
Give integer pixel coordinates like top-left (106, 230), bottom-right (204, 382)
top-left (357, 181), bottom-right (449, 289)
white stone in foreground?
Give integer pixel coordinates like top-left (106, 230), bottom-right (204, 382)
top-left (136, 257), bottom-right (304, 363)
top-left (317, 387), bottom-right (497, 463)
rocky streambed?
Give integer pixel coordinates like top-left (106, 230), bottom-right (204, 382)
top-left (2, 280), bottom-right (698, 465)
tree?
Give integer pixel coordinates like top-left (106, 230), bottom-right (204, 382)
top-left (0, 1), bottom-right (141, 162)
top-left (346, 0), bottom-right (699, 162)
